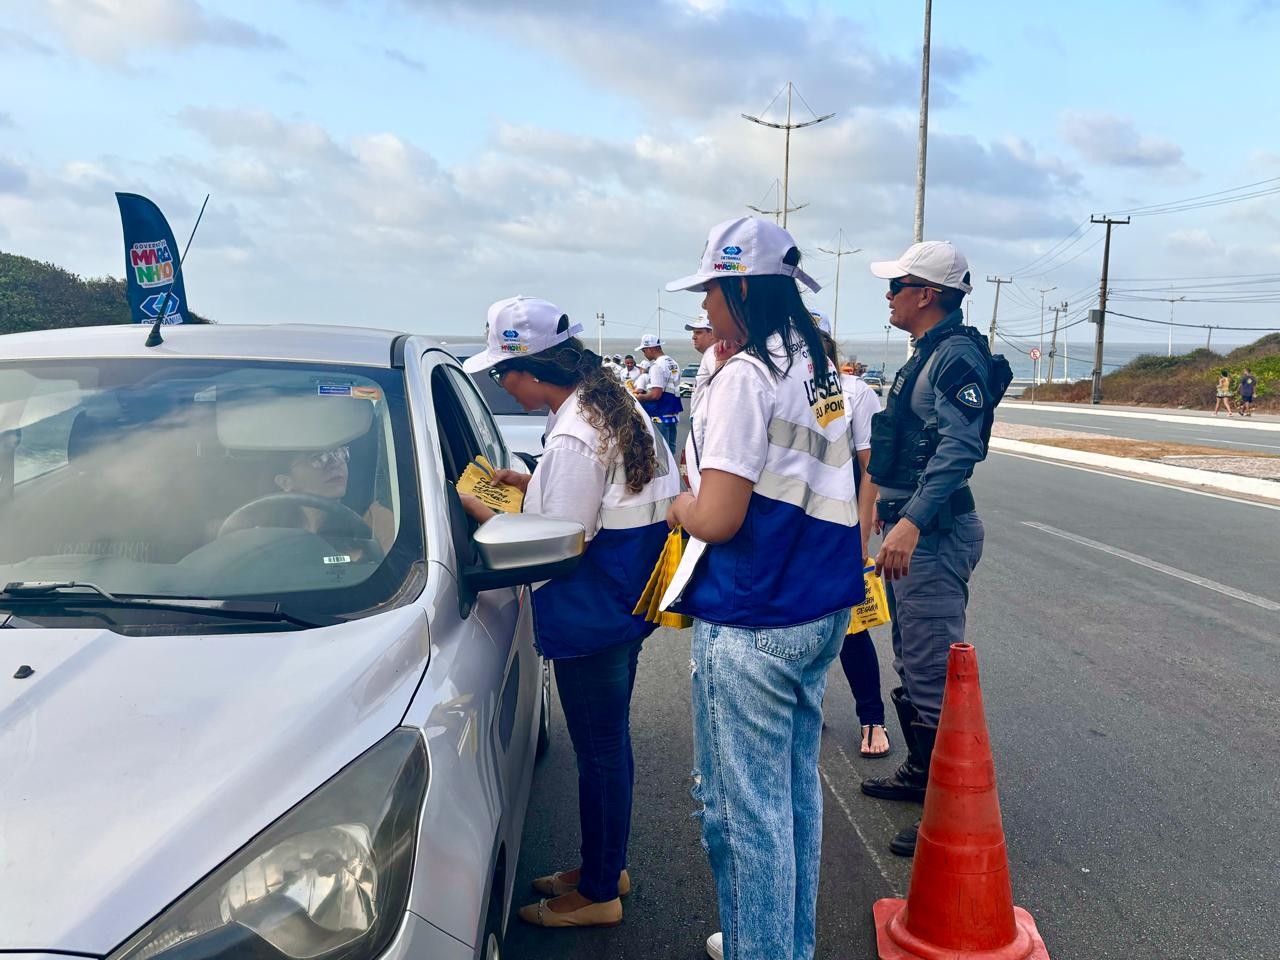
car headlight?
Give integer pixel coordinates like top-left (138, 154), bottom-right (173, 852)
top-left (109, 728), bottom-right (428, 960)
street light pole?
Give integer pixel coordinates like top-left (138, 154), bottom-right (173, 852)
top-left (914, 0), bottom-right (932, 243)
top-left (816, 230), bottom-right (860, 338)
top-left (1037, 285), bottom-right (1057, 385)
top-left (884, 323), bottom-right (891, 378)
top-left (596, 312), bottom-right (604, 355)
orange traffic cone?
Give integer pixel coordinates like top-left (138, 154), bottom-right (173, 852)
top-left (873, 642), bottom-right (1051, 959)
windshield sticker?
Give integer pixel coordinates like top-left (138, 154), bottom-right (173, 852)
top-left (317, 384), bottom-right (353, 397)
top-left (193, 386), bottom-right (216, 402)
top-left (323, 555), bottom-right (352, 564)
top-left (352, 386), bottom-right (381, 400)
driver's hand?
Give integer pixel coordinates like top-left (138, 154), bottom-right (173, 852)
top-left (460, 494), bottom-right (498, 525)
top-left (490, 468), bottom-right (532, 493)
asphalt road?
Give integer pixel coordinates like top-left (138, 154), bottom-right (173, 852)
top-left (998, 402), bottom-right (1280, 455)
top-left (504, 451), bottom-right (1280, 960)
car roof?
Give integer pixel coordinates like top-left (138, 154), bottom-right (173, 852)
top-left (0, 323), bottom-right (451, 368)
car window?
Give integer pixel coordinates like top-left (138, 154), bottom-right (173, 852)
top-left (0, 359), bottom-right (424, 625)
top-left (445, 367), bottom-right (508, 470)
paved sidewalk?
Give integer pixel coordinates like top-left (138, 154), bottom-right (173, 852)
top-left (1006, 399), bottom-right (1280, 429)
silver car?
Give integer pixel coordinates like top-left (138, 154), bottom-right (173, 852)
top-left (0, 323), bottom-right (584, 960)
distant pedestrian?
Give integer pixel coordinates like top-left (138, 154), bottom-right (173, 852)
top-left (1214, 369), bottom-right (1234, 416)
top-left (686, 311), bottom-right (719, 405)
top-left (635, 333), bottom-right (683, 453)
top-left (1239, 367), bottom-right (1257, 416)
top-left (461, 296), bottom-right (681, 929)
top-left (665, 216), bottom-right (863, 960)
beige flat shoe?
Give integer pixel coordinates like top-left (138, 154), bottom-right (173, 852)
top-left (532, 868), bottom-right (631, 897)
top-left (518, 896), bottom-right (623, 928)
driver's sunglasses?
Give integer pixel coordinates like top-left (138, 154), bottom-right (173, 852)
top-left (889, 278), bottom-right (942, 297)
top-left (297, 445), bottom-right (350, 470)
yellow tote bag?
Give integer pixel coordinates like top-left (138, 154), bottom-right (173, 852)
top-left (849, 560), bottom-right (892, 633)
top-left (633, 527), bottom-right (694, 630)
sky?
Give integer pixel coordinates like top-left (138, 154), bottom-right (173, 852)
top-left (4, 0), bottom-right (1280, 353)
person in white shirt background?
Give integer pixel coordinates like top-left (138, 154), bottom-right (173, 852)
top-left (810, 309), bottom-right (892, 761)
top-left (664, 218), bottom-right (864, 960)
top-left (634, 333), bottom-right (683, 454)
top-left (685, 311), bottom-right (719, 404)
top-left (461, 296), bottom-right (681, 930)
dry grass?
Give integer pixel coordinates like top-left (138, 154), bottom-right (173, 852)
top-left (1028, 437), bottom-right (1276, 460)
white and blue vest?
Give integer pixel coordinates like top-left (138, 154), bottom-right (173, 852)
top-left (679, 343), bottom-right (864, 628)
top-left (528, 395), bottom-right (681, 658)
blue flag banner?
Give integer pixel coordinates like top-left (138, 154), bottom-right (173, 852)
top-left (116, 192), bottom-right (188, 325)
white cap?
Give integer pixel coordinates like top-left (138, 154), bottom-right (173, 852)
top-left (809, 309), bottom-right (831, 335)
top-left (462, 296), bottom-right (584, 374)
top-left (666, 216), bottom-right (821, 294)
top-left (636, 333), bottom-right (663, 350)
top-left (684, 311), bottom-right (713, 332)
top-left (869, 241), bottom-right (972, 294)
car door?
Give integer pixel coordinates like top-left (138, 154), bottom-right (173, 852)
top-left (424, 356), bottom-right (541, 833)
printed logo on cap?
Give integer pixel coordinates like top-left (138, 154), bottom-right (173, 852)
top-left (502, 329), bottom-right (520, 340)
top-left (722, 245), bottom-right (742, 256)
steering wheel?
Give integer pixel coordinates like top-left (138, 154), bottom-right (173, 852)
top-left (218, 493), bottom-right (385, 563)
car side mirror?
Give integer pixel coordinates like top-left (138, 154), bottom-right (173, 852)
top-left (462, 513), bottom-right (586, 592)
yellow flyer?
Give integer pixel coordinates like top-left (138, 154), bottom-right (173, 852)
top-left (457, 456), bottom-right (524, 513)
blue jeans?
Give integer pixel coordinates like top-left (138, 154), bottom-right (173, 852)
top-left (838, 630), bottom-right (886, 727)
top-left (553, 638), bottom-right (643, 902)
top-left (690, 611), bottom-right (846, 960)
top-left (655, 419), bottom-right (678, 454)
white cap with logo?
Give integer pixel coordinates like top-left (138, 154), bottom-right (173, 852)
top-left (869, 241), bottom-right (972, 294)
top-left (666, 216), bottom-right (821, 294)
top-left (462, 295), bottom-right (584, 374)
top-left (684, 311), bottom-right (713, 332)
top-left (636, 333), bottom-right (663, 350)
top-left (809, 309), bottom-right (832, 335)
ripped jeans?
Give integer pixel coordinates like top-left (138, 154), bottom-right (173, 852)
top-left (690, 611), bottom-right (846, 960)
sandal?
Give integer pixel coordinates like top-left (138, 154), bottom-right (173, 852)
top-left (860, 724), bottom-right (892, 759)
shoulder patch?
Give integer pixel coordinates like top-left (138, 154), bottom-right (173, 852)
top-left (935, 359), bottom-right (988, 423)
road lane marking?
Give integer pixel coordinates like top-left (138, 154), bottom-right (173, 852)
top-left (1193, 437), bottom-right (1280, 450)
top-left (1050, 421), bottom-right (1113, 433)
top-left (818, 763), bottom-right (901, 894)
top-left (991, 450), bottom-right (1280, 511)
top-left (1023, 521), bottom-right (1280, 611)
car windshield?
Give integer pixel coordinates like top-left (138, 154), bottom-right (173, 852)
top-left (0, 358), bottom-right (424, 625)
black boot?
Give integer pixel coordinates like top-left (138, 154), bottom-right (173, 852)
top-left (861, 691), bottom-right (929, 802)
top-left (889, 820), bottom-right (919, 857)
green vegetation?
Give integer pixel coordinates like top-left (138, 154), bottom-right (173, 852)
top-left (1029, 334), bottom-right (1279, 411)
top-left (0, 251), bottom-right (209, 335)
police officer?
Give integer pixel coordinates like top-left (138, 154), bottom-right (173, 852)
top-left (635, 333), bottom-right (683, 453)
top-left (859, 241), bottom-right (1005, 857)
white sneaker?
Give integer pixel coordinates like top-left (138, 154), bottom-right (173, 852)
top-left (706, 931), bottom-right (724, 960)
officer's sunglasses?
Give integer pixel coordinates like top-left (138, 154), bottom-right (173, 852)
top-left (889, 278), bottom-right (942, 297)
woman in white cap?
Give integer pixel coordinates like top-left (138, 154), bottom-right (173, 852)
top-left (664, 218), bottom-right (864, 960)
top-left (461, 296), bottom-right (681, 929)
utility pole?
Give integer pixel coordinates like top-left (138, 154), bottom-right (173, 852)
top-left (655, 291), bottom-right (663, 341)
top-left (743, 83), bottom-right (834, 229)
top-left (1161, 295), bottom-right (1185, 356)
top-left (1037, 285), bottom-right (1057, 385)
top-left (883, 323), bottom-right (892, 378)
top-left (817, 230), bottom-right (860, 338)
top-left (914, 0), bottom-right (932, 242)
top-left (1047, 301), bottom-right (1066, 382)
top-left (596, 312), bottom-right (605, 355)
top-left (986, 276), bottom-right (1009, 350)
top-left (1089, 215), bottom-right (1129, 404)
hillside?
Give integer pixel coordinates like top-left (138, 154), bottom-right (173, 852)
top-left (0, 251), bottom-right (210, 334)
top-left (1026, 333), bottom-right (1279, 412)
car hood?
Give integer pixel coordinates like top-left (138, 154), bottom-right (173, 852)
top-left (0, 607), bottom-right (428, 954)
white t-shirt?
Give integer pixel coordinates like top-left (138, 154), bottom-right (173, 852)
top-left (693, 348), bottom-right (717, 403)
top-left (841, 373), bottom-right (881, 452)
top-left (645, 354), bottom-right (681, 395)
top-left (525, 430), bottom-right (608, 540)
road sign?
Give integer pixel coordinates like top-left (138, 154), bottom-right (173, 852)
top-left (1029, 347), bottom-right (1042, 360)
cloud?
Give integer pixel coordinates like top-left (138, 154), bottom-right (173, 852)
top-left (40, 0), bottom-right (284, 66)
top-left (382, 46), bottom-right (427, 73)
top-left (0, 157), bottom-right (29, 195)
top-left (0, 27), bottom-right (57, 57)
top-left (0, 112), bottom-right (15, 130)
top-left (398, 0), bottom-right (977, 119)
top-left (1059, 111), bottom-right (1185, 169)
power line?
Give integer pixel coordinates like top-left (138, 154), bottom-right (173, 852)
top-left (1104, 175), bottom-right (1280, 217)
top-left (1106, 310), bottom-right (1280, 332)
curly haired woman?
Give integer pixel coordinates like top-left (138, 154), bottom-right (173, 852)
top-left (462, 295), bottom-right (681, 928)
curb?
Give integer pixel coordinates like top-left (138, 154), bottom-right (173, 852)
top-left (1006, 402), bottom-right (1280, 432)
top-left (989, 437), bottom-right (1280, 504)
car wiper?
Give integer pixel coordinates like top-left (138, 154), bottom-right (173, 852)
top-left (0, 581), bottom-right (330, 628)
